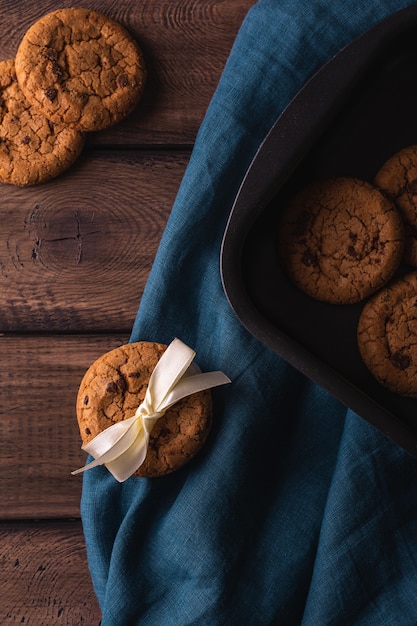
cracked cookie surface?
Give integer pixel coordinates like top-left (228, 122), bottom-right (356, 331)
top-left (357, 272), bottom-right (417, 397)
top-left (278, 177), bottom-right (404, 304)
top-left (374, 144), bottom-right (417, 266)
top-left (76, 341), bottom-right (212, 478)
top-left (15, 8), bottom-right (146, 132)
top-left (0, 58), bottom-right (84, 186)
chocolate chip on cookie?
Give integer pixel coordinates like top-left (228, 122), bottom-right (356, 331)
top-left (278, 177), bottom-right (404, 304)
top-left (15, 8), bottom-right (146, 132)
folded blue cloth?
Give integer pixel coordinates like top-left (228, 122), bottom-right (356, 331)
top-left (81, 1), bottom-right (417, 624)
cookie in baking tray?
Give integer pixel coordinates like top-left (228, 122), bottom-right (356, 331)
top-left (357, 272), bottom-right (417, 397)
top-left (76, 341), bottom-right (213, 478)
top-left (375, 144), bottom-right (417, 267)
top-left (278, 177), bottom-right (404, 304)
top-left (15, 7), bottom-right (146, 132)
top-left (0, 58), bottom-right (84, 185)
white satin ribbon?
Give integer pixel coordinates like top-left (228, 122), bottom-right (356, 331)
top-left (72, 338), bottom-right (231, 482)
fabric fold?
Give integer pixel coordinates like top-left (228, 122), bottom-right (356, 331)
top-left (301, 410), bottom-right (417, 625)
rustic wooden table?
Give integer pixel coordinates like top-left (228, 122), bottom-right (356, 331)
top-left (0, 1), bottom-right (253, 622)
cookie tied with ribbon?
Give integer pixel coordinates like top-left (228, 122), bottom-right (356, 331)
top-left (72, 338), bottom-right (231, 482)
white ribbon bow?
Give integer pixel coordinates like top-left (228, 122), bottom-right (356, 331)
top-left (72, 338), bottom-right (231, 482)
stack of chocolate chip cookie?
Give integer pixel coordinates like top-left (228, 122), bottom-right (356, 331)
top-left (0, 7), bottom-right (146, 186)
top-left (278, 145), bottom-right (417, 398)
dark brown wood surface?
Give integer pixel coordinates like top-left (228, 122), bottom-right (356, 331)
top-left (0, 521), bottom-right (101, 624)
top-left (0, 151), bottom-right (188, 332)
top-left (0, 0), bottom-right (254, 622)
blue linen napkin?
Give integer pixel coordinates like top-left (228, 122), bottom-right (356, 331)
top-left (81, 1), bottom-right (417, 624)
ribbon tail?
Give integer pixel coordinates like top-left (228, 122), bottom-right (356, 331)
top-left (162, 371), bottom-right (231, 410)
top-left (82, 414), bottom-right (138, 457)
top-left (105, 430), bottom-right (149, 482)
top-left (71, 454), bottom-right (111, 476)
top-left (71, 415), bottom-right (144, 477)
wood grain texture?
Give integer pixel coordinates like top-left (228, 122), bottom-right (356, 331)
top-left (0, 151), bottom-right (187, 332)
top-left (0, 520), bottom-right (101, 624)
top-left (0, 0), bottom-right (252, 619)
top-left (0, 0), bottom-right (254, 146)
top-left (0, 333), bottom-right (129, 519)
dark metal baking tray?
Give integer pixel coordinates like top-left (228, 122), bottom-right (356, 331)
top-left (221, 5), bottom-right (417, 458)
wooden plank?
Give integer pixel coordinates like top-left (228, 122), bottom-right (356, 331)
top-left (0, 150), bottom-right (187, 332)
top-left (0, 333), bottom-right (129, 519)
top-left (0, 0), bottom-right (254, 146)
top-left (0, 520), bottom-right (101, 625)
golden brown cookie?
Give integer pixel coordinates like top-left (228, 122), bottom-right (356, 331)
top-left (76, 342), bottom-right (212, 478)
top-left (0, 58), bottom-right (84, 186)
top-left (15, 8), bottom-right (146, 132)
top-left (357, 272), bottom-right (417, 397)
top-left (374, 145), bottom-right (417, 266)
top-left (278, 177), bottom-right (404, 304)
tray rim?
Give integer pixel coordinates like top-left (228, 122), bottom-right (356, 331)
top-left (220, 4), bottom-right (417, 458)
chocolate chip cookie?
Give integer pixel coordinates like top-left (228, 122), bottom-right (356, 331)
top-left (278, 177), bottom-right (404, 304)
top-left (0, 58), bottom-right (84, 185)
top-left (76, 341), bottom-right (212, 478)
top-left (357, 272), bottom-right (417, 397)
top-left (374, 144), bottom-right (417, 266)
top-left (15, 8), bottom-right (146, 132)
